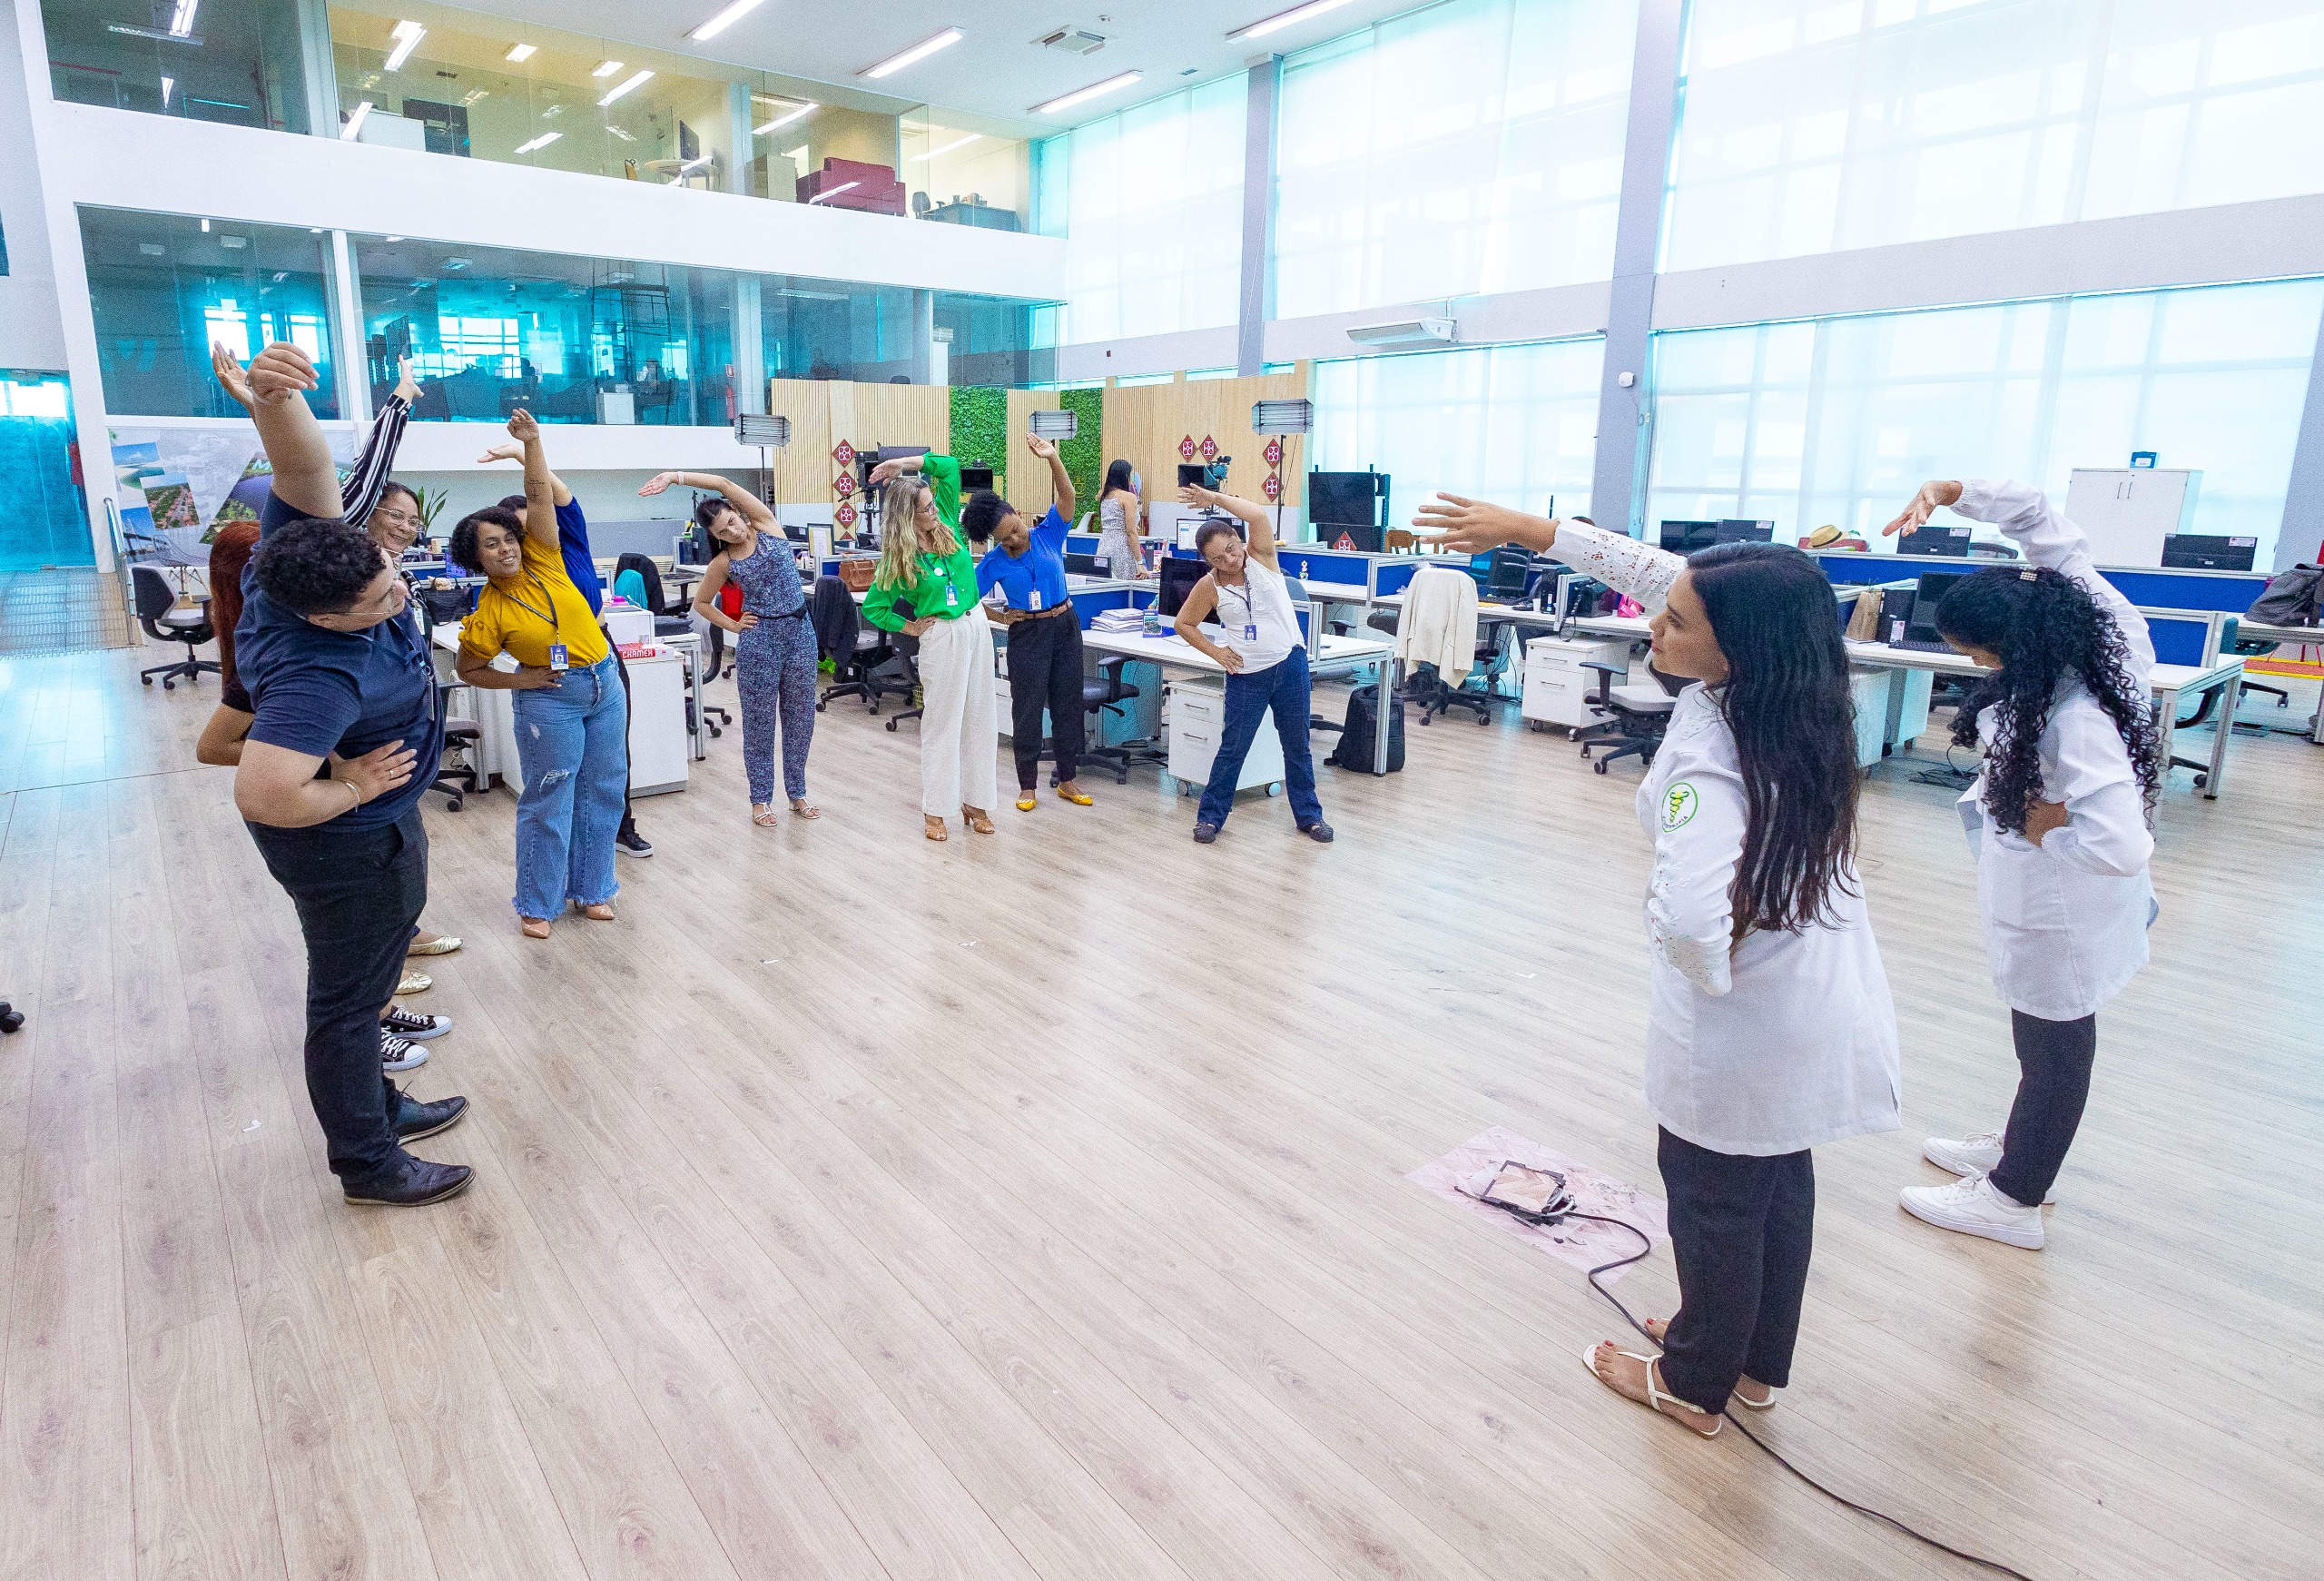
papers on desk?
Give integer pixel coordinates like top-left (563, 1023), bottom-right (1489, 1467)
top-left (1089, 608), bottom-right (1154, 634)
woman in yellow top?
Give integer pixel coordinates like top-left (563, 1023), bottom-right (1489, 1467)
top-left (450, 410), bottom-right (626, 937)
top-left (861, 459), bottom-right (999, 842)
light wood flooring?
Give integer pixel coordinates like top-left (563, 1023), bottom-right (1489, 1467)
top-left (2, 643), bottom-right (2320, 1581)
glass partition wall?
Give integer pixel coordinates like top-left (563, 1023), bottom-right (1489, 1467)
top-left (44, 0), bottom-right (314, 132)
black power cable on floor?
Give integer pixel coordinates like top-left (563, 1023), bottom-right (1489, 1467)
top-left (1468, 1181), bottom-right (2041, 1580)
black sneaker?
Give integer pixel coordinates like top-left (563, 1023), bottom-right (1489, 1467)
top-left (1297, 820), bottom-right (1335, 844)
top-left (380, 1005), bottom-right (451, 1042)
top-left (1192, 823), bottom-right (1221, 845)
top-left (393, 1091), bottom-right (468, 1141)
top-left (615, 825), bottom-right (654, 857)
top-left (380, 1030), bottom-right (428, 1073)
top-left (342, 1154), bottom-right (473, 1207)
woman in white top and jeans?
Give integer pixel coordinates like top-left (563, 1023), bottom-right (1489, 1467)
top-left (1422, 492), bottom-right (1899, 1438)
top-left (1171, 485), bottom-right (1332, 845)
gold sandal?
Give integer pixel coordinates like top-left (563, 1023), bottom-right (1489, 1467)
top-left (961, 805), bottom-right (995, 835)
top-left (924, 815), bottom-right (950, 842)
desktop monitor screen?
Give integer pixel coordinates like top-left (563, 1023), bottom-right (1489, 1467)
top-left (2162, 534), bottom-right (2257, 571)
top-left (1309, 469), bottom-right (1384, 529)
top-left (1897, 524), bottom-right (1973, 558)
top-left (1157, 557), bottom-right (1213, 620)
top-left (1658, 520), bottom-right (1718, 553)
top-left (1481, 547), bottom-right (1531, 600)
top-left (1906, 570), bottom-right (1970, 642)
top-left (960, 466), bottom-right (995, 491)
top-left (1716, 519), bottom-right (1775, 543)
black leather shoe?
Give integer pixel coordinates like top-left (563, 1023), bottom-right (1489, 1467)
top-left (1192, 823), bottom-right (1221, 845)
top-left (1297, 820), bottom-right (1335, 844)
top-left (342, 1154), bottom-right (474, 1207)
top-left (394, 1092), bottom-right (468, 1141)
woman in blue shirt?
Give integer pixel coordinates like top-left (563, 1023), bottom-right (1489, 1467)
top-left (964, 434), bottom-right (1093, 813)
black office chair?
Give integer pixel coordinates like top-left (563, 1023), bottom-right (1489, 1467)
top-left (133, 564), bottom-right (218, 690)
top-left (879, 629), bottom-right (925, 731)
top-left (2221, 617), bottom-right (2291, 722)
top-left (1574, 661), bottom-right (1675, 773)
top-left (1078, 656), bottom-right (1167, 783)
top-left (412, 602), bottom-right (482, 809)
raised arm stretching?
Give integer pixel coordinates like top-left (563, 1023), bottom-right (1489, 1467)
top-left (510, 410), bottom-right (558, 549)
top-left (229, 341), bottom-right (343, 523)
top-left (640, 469), bottom-right (775, 532)
top-left (1181, 486), bottom-right (1278, 568)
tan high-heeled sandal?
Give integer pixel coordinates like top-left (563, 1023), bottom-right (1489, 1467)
top-left (924, 815), bottom-right (950, 842)
top-left (961, 805), bottom-right (995, 835)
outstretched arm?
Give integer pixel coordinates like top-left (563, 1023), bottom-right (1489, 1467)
top-left (1181, 486), bottom-right (1276, 568)
top-left (1415, 494), bottom-right (1683, 613)
top-left (340, 356), bottom-right (417, 528)
top-left (481, 440), bottom-right (574, 506)
top-left (231, 342), bottom-right (343, 525)
top-left (508, 410), bottom-right (558, 549)
top-left (640, 470), bottom-right (773, 532)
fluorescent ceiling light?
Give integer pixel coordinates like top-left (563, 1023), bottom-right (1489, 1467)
top-left (591, 59), bottom-right (624, 77)
top-left (168, 0), bottom-right (198, 37)
top-left (598, 69), bottom-right (654, 105)
top-left (383, 20), bottom-right (425, 72)
top-left (199, 217), bottom-right (210, 232)
top-left (340, 100), bottom-right (373, 139)
top-left (1228, 0), bottom-right (1359, 41)
top-left (805, 181), bottom-right (859, 204)
top-left (385, 235), bottom-right (403, 242)
top-left (913, 133), bottom-right (980, 160)
top-left (862, 27), bottom-right (963, 80)
top-left (513, 132), bottom-right (561, 154)
top-left (160, 76), bottom-right (173, 106)
top-left (504, 43), bottom-right (536, 62)
top-left (1032, 71), bottom-right (1141, 114)
top-left (753, 101), bottom-right (816, 133)
top-left (689, 0), bottom-right (769, 42)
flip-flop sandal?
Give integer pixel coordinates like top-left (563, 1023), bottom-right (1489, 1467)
top-left (790, 802), bottom-right (822, 819)
top-left (1582, 1345), bottom-right (1721, 1438)
top-left (1641, 1319), bottom-right (1777, 1410)
top-left (752, 805), bottom-right (781, 826)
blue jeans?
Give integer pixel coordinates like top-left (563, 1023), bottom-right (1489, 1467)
top-left (1196, 645), bottom-right (1324, 829)
top-left (512, 655), bottom-right (626, 920)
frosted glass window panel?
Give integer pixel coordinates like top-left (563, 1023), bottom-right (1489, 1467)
top-left (1646, 277), bottom-right (2324, 561)
top-left (1051, 77), bottom-right (1247, 344)
top-left (1274, 0), bottom-right (1636, 320)
top-left (1311, 338), bottom-right (1605, 523)
top-left (1668, 0), bottom-right (2324, 272)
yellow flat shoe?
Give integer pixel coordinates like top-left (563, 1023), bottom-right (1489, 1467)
top-left (1017, 795), bottom-right (1038, 812)
top-left (1056, 786), bottom-right (1094, 806)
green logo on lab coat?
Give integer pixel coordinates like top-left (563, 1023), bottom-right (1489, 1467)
top-left (1661, 782), bottom-right (1699, 830)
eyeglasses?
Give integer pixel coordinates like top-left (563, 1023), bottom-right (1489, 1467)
top-left (372, 507), bottom-right (419, 525)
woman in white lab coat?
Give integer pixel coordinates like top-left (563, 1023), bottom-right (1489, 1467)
top-left (1419, 495), bottom-right (1899, 1438)
top-left (1887, 480), bottom-right (2162, 1250)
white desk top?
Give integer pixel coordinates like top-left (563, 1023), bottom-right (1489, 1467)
top-left (2236, 618), bottom-right (2320, 647)
top-left (1081, 628), bottom-right (1393, 677)
top-left (1846, 638), bottom-right (2244, 695)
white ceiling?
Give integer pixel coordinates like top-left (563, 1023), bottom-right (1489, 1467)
top-left (414, 0), bottom-right (1415, 133)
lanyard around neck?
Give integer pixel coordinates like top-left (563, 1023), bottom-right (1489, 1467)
top-left (499, 570), bottom-right (560, 638)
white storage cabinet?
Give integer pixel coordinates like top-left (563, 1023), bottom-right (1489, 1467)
top-left (1521, 636), bottom-right (1634, 732)
top-left (1164, 677), bottom-right (1285, 797)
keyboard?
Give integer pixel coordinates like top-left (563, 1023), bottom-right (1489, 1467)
top-left (1886, 637), bottom-right (1955, 653)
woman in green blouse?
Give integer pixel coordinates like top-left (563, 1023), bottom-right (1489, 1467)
top-left (862, 454), bottom-right (999, 841)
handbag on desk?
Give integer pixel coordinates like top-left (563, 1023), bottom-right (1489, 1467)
top-left (2250, 563), bottom-right (2321, 627)
top-left (838, 558), bottom-right (877, 593)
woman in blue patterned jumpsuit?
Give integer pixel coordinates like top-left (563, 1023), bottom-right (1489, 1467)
top-left (643, 470), bottom-right (822, 825)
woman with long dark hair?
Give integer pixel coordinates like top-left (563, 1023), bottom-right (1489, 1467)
top-left (1887, 479), bottom-right (2160, 1250)
top-left (1096, 459), bottom-right (1148, 578)
top-left (1419, 494), bottom-right (1897, 1438)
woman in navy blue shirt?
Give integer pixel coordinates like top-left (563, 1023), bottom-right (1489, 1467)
top-left (965, 433), bottom-right (1091, 812)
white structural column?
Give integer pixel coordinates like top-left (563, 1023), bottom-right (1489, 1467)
top-left (328, 229), bottom-right (369, 424)
top-left (2280, 308), bottom-right (2324, 571)
top-left (1589, 0), bottom-right (1687, 535)
top-left (1236, 54), bottom-right (1281, 378)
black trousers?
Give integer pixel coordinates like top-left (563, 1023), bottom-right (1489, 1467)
top-left (1656, 1127), bottom-right (1815, 1415)
top-left (247, 806), bottom-right (428, 1182)
top-left (611, 637), bottom-right (640, 841)
top-left (1005, 612), bottom-right (1087, 791)
top-left (1989, 1010), bottom-right (2097, 1208)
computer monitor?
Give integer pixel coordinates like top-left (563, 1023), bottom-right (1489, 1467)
top-left (1177, 463), bottom-right (1211, 489)
top-left (1658, 520), bottom-right (1719, 553)
top-left (1063, 551), bottom-right (1101, 577)
top-left (1905, 570), bottom-right (1971, 643)
top-left (1157, 557), bottom-right (1213, 620)
top-left (1320, 520), bottom-right (1386, 554)
top-left (1717, 519), bottom-right (1775, 544)
top-left (2162, 534), bottom-right (2257, 571)
top-left (1482, 546), bottom-right (1531, 601)
top-left (1308, 469), bottom-right (1387, 532)
top-left (960, 465), bottom-right (995, 491)
top-left (1897, 524), bottom-right (1973, 558)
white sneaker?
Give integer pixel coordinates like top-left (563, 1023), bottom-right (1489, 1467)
top-left (379, 1031), bottom-right (429, 1073)
top-left (1922, 1131), bottom-right (2054, 1203)
top-left (1900, 1173), bottom-right (2044, 1250)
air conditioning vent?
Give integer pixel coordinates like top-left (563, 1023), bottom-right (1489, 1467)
top-left (1346, 316), bottom-right (1457, 352)
top-left (1037, 25), bottom-right (1108, 54)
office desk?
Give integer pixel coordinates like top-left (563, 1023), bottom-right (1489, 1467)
top-left (2233, 618), bottom-right (2324, 743)
top-left (1078, 630), bottom-right (1400, 777)
top-left (430, 624), bottom-right (694, 795)
top-left (1845, 640), bottom-right (2245, 810)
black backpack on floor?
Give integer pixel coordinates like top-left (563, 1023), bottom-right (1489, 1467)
top-left (1328, 681), bottom-right (1404, 773)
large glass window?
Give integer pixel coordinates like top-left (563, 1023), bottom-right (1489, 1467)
top-left (352, 237), bottom-right (734, 425)
top-left (901, 113), bottom-right (1030, 232)
top-left (1666, 0), bottom-right (2324, 272)
top-left (81, 207), bottom-right (340, 418)
top-left (1646, 277), bottom-right (2324, 563)
top-left (933, 293), bottom-right (1056, 388)
top-left (1311, 337), bottom-right (1607, 522)
top-left (1274, 0), bottom-right (1636, 320)
top-left (1036, 75), bottom-right (1248, 344)
top-left (761, 277), bottom-right (914, 386)
top-left (44, 0), bottom-right (313, 133)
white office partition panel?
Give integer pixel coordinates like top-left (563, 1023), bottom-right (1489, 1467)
top-left (1310, 337), bottom-right (1606, 523)
top-left (1645, 276), bottom-right (2324, 562)
top-left (1040, 76), bottom-right (1249, 346)
top-left (1666, 0), bottom-right (2324, 273)
top-left (1272, 0), bottom-right (1638, 320)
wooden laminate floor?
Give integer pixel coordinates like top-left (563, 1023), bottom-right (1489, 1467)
top-left (3, 644), bottom-right (2320, 1581)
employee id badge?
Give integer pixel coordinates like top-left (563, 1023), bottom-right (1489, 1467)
top-left (1243, 622), bottom-right (1259, 643)
top-left (1029, 590), bottom-right (1044, 612)
top-left (547, 642), bottom-right (570, 672)
top-left (945, 582), bottom-right (960, 608)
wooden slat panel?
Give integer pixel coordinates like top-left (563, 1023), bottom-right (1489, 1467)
top-left (1101, 367), bottom-right (1310, 512)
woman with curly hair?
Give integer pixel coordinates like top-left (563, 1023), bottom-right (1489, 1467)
top-left (1886, 479), bottom-right (2161, 1250)
top-left (1419, 493), bottom-right (1897, 1440)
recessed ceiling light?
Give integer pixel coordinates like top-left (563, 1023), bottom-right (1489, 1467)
top-left (309, 227), bottom-right (323, 233)
top-left (598, 69), bottom-right (655, 105)
top-left (504, 43), bottom-right (536, 62)
top-left (1032, 70), bottom-right (1142, 114)
top-left (862, 27), bottom-right (964, 80)
top-left (167, 0), bottom-right (198, 38)
top-left (514, 132), bottom-right (561, 154)
top-left (689, 0), bottom-right (769, 42)
top-left (1227, 0), bottom-right (1358, 41)
top-left (913, 133), bottom-right (980, 160)
top-left (753, 101), bottom-right (816, 133)
top-left (340, 99), bottom-right (373, 139)
top-left (591, 59), bottom-right (624, 78)
top-left (383, 19), bottom-right (425, 71)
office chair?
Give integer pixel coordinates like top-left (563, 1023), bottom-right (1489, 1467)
top-left (412, 603), bottom-right (482, 809)
top-left (133, 565), bottom-right (219, 690)
top-left (614, 552), bottom-right (695, 640)
top-left (878, 628), bottom-right (924, 731)
top-left (911, 191), bottom-right (933, 218)
top-left (2220, 617), bottom-right (2291, 722)
top-left (1408, 629), bottom-right (1502, 726)
top-left (1574, 661), bottom-right (1675, 773)
top-left (1078, 656), bottom-right (1167, 783)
